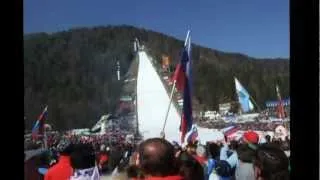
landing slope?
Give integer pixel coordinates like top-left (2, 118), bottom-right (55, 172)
top-left (137, 51), bottom-right (181, 142)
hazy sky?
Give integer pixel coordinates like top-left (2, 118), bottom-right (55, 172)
top-left (24, 0), bottom-right (289, 58)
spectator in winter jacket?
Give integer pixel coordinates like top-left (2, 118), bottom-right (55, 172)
top-left (108, 146), bottom-right (124, 173)
top-left (235, 131), bottom-right (259, 180)
top-left (193, 145), bottom-right (208, 165)
top-left (208, 142), bottom-right (221, 160)
top-left (206, 141), bottom-right (234, 180)
top-left (44, 139), bottom-right (74, 180)
top-left (219, 140), bottom-right (238, 169)
top-left (186, 142), bottom-right (197, 155)
top-left (253, 144), bottom-right (289, 180)
top-left (98, 149), bottom-right (109, 173)
top-left (70, 143), bottom-right (100, 180)
top-left (137, 138), bottom-right (183, 180)
top-left (177, 151), bottom-right (204, 180)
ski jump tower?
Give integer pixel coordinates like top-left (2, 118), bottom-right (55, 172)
top-left (134, 38), bottom-right (141, 52)
top-left (116, 60), bottom-right (121, 81)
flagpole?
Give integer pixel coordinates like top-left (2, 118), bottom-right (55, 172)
top-left (44, 128), bottom-right (48, 150)
top-left (184, 30), bottom-right (190, 47)
top-left (276, 84), bottom-right (285, 121)
top-left (249, 96), bottom-right (261, 112)
top-left (161, 30), bottom-right (190, 138)
top-left (161, 80), bottom-right (177, 137)
top-left (43, 105), bottom-right (48, 150)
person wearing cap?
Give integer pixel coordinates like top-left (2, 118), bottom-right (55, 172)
top-left (44, 139), bottom-right (74, 180)
top-left (242, 131), bottom-right (259, 145)
top-left (98, 146), bottom-right (109, 174)
top-left (235, 131), bottom-right (259, 180)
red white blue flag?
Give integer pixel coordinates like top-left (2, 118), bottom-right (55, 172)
top-left (186, 125), bottom-right (198, 144)
top-left (172, 31), bottom-right (193, 143)
top-left (222, 125), bottom-right (239, 137)
top-left (32, 106), bottom-right (48, 139)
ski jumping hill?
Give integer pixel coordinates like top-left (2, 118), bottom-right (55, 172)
top-left (136, 51), bottom-right (225, 143)
top-left (137, 51), bottom-right (181, 142)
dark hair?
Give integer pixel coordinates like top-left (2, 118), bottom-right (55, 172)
top-left (60, 145), bottom-right (74, 155)
top-left (237, 143), bottom-right (256, 163)
top-left (208, 143), bottom-right (221, 159)
top-left (70, 143), bottom-right (96, 169)
top-left (280, 141), bottom-right (290, 151)
top-left (253, 144), bottom-right (289, 180)
top-left (224, 135), bottom-right (228, 142)
top-left (265, 135), bottom-right (271, 143)
top-left (229, 140), bottom-right (239, 150)
top-left (138, 138), bottom-right (178, 176)
top-left (177, 151), bottom-right (204, 180)
top-left (285, 136), bottom-right (290, 142)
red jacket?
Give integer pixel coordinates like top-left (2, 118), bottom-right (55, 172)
top-left (44, 155), bottom-right (73, 180)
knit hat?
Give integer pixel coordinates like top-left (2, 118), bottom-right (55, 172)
top-left (243, 131), bottom-right (259, 144)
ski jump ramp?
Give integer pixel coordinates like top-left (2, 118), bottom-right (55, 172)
top-left (136, 51), bottom-right (224, 144)
top-left (136, 51), bottom-right (181, 143)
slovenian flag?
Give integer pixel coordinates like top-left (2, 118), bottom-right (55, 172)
top-left (172, 31), bottom-right (193, 143)
top-left (32, 106), bottom-right (48, 139)
top-left (186, 125), bottom-right (198, 144)
top-left (222, 125), bottom-right (239, 137)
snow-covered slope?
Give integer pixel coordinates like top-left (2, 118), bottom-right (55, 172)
top-left (136, 51), bottom-right (228, 144)
top-left (194, 125), bottom-right (225, 144)
top-left (136, 51), bottom-right (181, 142)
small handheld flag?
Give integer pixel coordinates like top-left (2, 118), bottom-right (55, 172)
top-left (186, 125), bottom-right (198, 144)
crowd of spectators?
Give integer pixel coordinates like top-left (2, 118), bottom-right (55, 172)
top-left (26, 128), bottom-right (290, 180)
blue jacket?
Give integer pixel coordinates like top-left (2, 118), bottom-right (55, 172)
top-left (206, 158), bottom-right (232, 180)
top-left (219, 144), bottom-right (238, 169)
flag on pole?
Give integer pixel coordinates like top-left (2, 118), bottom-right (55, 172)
top-left (172, 31), bottom-right (193, 143)
top-left (186, 125), bottom-right (198, 144)
top-left (32, 106), bottom-right (48, 140)
top-left (276, 85), bottom-right (285, 119)
top-left (222, 125), bottom-right (239, 137)
top-left (234, 78), bottom-right (254, 113)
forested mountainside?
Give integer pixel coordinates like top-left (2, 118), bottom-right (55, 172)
top-left (24, 25), bottom-right (289, 130)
